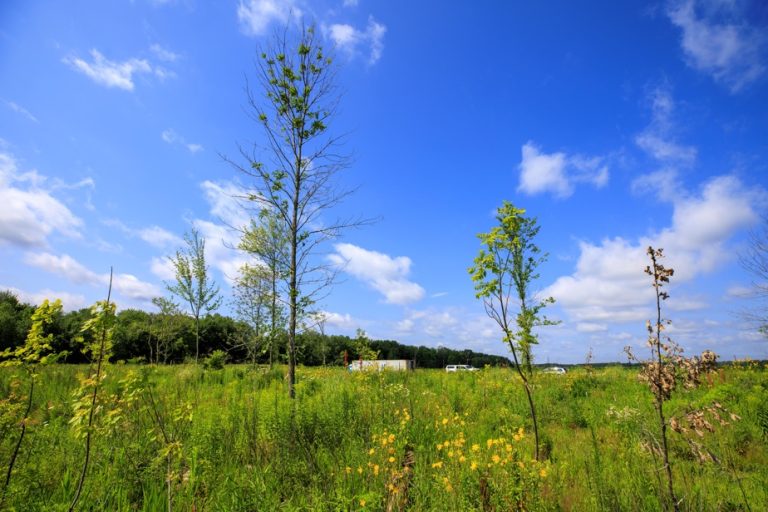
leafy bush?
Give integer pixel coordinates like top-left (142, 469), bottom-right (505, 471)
top-left (203, 350), bottom-right (227, 370)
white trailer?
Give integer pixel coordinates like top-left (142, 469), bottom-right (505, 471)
top-left (347, 359), bottom-right (414, 371)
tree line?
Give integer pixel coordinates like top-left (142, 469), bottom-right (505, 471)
top-left (0, 290), bottom-right (509, 368)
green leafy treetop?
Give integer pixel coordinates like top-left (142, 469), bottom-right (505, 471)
top-left (468, 201), bottom-right (556, 461)
top-left (1, 299), bottom-right (65, 369)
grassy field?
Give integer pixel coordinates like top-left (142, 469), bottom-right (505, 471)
top-left (0, 363), bottom-right (765, 511)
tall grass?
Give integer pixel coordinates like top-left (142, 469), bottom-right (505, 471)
top-left (0, 363), bottom-right (765, 510)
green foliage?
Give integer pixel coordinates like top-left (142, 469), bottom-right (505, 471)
top-left (167, 227), bottom-right (222, 364)
top-left (0, 364), bottom-right (765, 510)
top-left (203, 350), bottom-right (228, 370)
top-left (353, 328), bottom-right (379, 361)
top-left (468, 201), bottom-right (556, 461)
top-left (0, 291), bottom-right (34, 352)
top-left (468, 201), bottom-right (556, 374)
top-left (234, 23), bottom-right (361, 399)
top-left (1, 298), bottom-right (64, 368)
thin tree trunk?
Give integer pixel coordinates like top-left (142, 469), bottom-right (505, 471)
top-left (288, 184), bottom-right (299, 399)
top-left (270, 266), bottom-right (277, 369)
top-left (195, 316), bottom-right (199, 364)
top-left (0, 375), bottom-right (34, 508)
top-left (500, 304), bottom-right (540, 461)
top-left (69, 269), bottom-right (113, 512)
top-left (653, 281), bottom-right (678, 512)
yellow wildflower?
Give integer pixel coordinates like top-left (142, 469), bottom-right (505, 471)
top-left (359, 499), bottom-right (366, 507)
top-left (442, 418), bottom-right (448, 425)
top-left (471, 444), bottom-right (480, 452)
top-left (540, 468), bottom-right (548, 478)
top-left (492, 454), bottom-right (501, 464)
top-left (470, 461), bottom-right (478, 471)
top-left (373, 464), bottom-right (380, 476)
top-left (388, 456), bottom-right (396, 463)
top-left (345, 466), bottom-right (352, 474)
top-left (431, 461), bottom-right (443, 468)
top-left (369, 448), bottom-right (375, 456)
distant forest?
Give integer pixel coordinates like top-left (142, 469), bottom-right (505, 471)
top-left (0, 291), bottom-right (510, 368)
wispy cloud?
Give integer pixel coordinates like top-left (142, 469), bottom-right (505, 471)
top-left (63, 49), bottom-right (153, 91)
top-left (0, 151), bottom-right (83, 248)
top-left (329, 243), bottom-right (425, 305)
top-left (517, 142), bottom-right (608, 198)
top-left (237, 0), bottom-right (301, 36)
top-left (150, 43), bottom-right (180, 62)
top-left (634, 85), bottom-right (697, 165)
top-left (1, 285), bottom-right (87, 311)
top-left (327, 16), bottom-right (387, 65)
top-left (4, 100), bottom-right (38, 123)
top-left (103, 218), bottom-right (182, 249)
top-left (24, 251), bottom-right (161, 301)
top-left (161, 129), bottom-right (203, 153)
top-left (667, 0), bottom-right (767, 92)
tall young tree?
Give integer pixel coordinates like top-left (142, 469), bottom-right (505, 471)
top-left (239, 209), bottom-right (289, 368)
top-left (232, 263), bottom-right (273, 365)
top-left (227, 25), bottom-right (363, 398)
top-left (167, 228), bottom-right (221, 364)
top-left (468, 201), bottom-right (556, 461)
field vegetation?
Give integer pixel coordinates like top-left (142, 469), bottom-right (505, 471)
top-left (0, 362), bottom-right (765, 511)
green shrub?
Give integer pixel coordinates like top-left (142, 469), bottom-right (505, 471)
top-left (203, 350), bottom-right (228, 370)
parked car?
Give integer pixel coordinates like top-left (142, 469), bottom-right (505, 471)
top-left (542, 366), bottom-right (567, 375)
top-left (445, 364), bottom-right (479, 372)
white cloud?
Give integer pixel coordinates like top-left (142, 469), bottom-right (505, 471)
top-left (161, 129), bottom-right (203, 154)
top-left (517, 142), bottom-right (609, 198)
top-left (576, 322), bottom-right (608, 333)
top-left (634, 86), bottom-right (697, 165)
top-left (394, 308), bottom-right (501, 354)
top-left (4, 100), bottom-right (38, 123)
top-left (191, 219), bottom-right (250, 285)
top-left (635, 134), bottom-right (697, 163)
top-left (138, 226), bottom-right (183, 248)
top-left (667, 0), bottom-right (766, 92)
top-left (632, 168), bottom-right (682, 202)
top-left (547, 174), bottom-right (766, 325)
top-left (25, 252), bottom-right (99, 285)
top-left (63, 49), bottom-right (153, 91)
top-left (103, 218), bottom-right (182, 250)
top-left (328, 16), bottom-right (387, 65)
top-left (343, 0), bottom-right (359, 6)
top-left (150, 43), bottom-right (180, 62)
top-left (0, 152), bottom-right (83, 247)
top-left (150, 256), bottom-right (177, 281)
top-left (24, 252), bottom-right (161, 301)
top-left (316, 310), bottom-right (356, 329)
top-left (328, 243), bottom-right (425, 304)
top-left (1, 285), bottom-right (87, 311)
top-left (237, 0), bottom-right (301, 36)
top-left (200, 180), bottom-right (250, 229)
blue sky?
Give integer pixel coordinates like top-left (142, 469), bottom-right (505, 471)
top-left (1, 0), bottom-right (767, 363)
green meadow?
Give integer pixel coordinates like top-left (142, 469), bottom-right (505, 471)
top-left (0, 363), bottom-right (765, 511)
